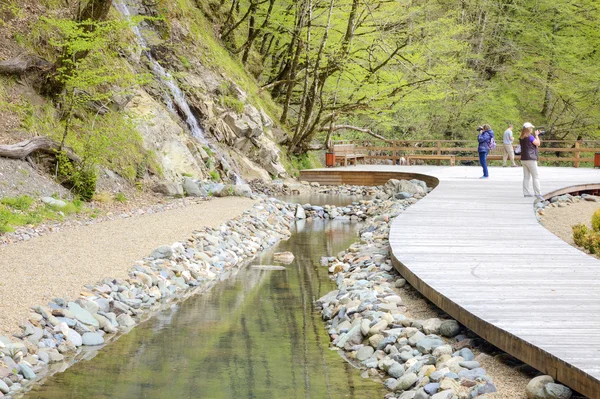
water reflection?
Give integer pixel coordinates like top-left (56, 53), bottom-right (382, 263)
top-left (25, 219), bottom-right (385, 399)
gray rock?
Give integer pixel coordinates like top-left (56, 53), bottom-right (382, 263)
top-left (458, 360), bottom-right (480, 370)
top-left (46, 350), bottom-right (64, 363)
top-left (543, 383), bottom-right (572, 399)
top-left (182, 177), bottom-right (203, 196)
top-left (213, 184), bottom-right (253, 198)
top-left (18, 363), bottom-right (35, 380)
top-left (408, 331), bottom-right (426, 346)
top-left (414, 388), bottom-right (429, 399)
top-left (431, 391), bottom-right (453, 399)
top-left (152, 181), bottom-right (183, 197)
top-left (66, 328), bottom-right (83, 347)
top-left (424, 382), bottom-right (440, 395)
top-left (439, 320), bottom-right (460, 337)
top-left (0, 379), bottom-right (9, 394)
top-left (68, 302), bottom-right (99, 327)
top-left (416, 337), bottom-right (445, 353)
top-left (37, 351), bottom-right (49, 364)
top-left (454, 348), bottom-right (475, 361)
top-left (396, 192), bottom-right (413, 199)
top-left (395, 372), bottom-right (418, 391)
top-left (388, 362), bottom-right (405, 379)
top-left (116, 314), bottom-right (135, 328)
top-left (41, 197), bottom-right (67, 208)
top-left (398, 392), bottom-right (416, 399)
top-left (527, 379), bottom-right (547, 399)
top-left (356, 346), bottom-right (374, 361)
top-left (472, 382), bottom-right (497, 396)
top-left (82, 332), bottom-right (105, 346)
top-left (384, 378), bottom-right (398, 390)
top-left (458, 367), bottom-right (486, 380)
top-left (149, 245), bottom-right (173, 259)
top-left (295, 204), bottom-right (306, 219)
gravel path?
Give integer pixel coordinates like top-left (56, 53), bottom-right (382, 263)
top-left (540, 201), bottom-right (600, 246)
top-left (0, 196), bottom-right (256, 336)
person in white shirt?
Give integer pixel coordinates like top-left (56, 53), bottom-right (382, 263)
top-left (502, 124), bottom-right (517, 167)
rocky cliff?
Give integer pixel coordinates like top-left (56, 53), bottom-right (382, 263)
top-left (0, 0), bottom-right (290, 198)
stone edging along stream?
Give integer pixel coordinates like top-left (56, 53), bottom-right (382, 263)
top-left (0, 180), bottom-right (420, 398)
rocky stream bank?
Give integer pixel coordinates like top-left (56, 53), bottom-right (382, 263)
top-left (0, 179), bottom-right (578, 398)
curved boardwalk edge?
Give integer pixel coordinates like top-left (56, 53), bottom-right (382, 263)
top-left (300, 165), bottom-right (600, 399)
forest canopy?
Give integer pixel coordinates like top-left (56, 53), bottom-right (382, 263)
top-left (207, 0), bottom-right (600, 152)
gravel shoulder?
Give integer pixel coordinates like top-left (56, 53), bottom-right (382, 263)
top-left (0, 196), bottom-right (256, 336)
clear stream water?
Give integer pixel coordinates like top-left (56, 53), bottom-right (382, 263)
top-left (24, 200), bottom-right (386, 399)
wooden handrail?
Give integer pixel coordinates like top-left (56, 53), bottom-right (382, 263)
top-left (330, 139), bottom-right (600, 168)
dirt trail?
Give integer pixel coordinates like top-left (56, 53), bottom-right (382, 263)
top-left (0, 196), bottom-right (256, 336)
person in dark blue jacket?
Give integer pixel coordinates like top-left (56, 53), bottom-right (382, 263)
top-left (477, 124), bottom-right (494, 178)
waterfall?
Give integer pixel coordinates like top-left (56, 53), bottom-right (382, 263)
top-left (113, 0), bottom-right (245, 184)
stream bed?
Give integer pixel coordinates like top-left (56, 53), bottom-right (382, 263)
top-left (24, 213), bottom-right (386, 398)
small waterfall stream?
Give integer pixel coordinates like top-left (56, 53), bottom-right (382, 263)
top-left (113, 0), bottom-right (244, 184)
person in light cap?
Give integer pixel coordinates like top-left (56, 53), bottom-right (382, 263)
top-left (519, 122), bottom-right (543, 199)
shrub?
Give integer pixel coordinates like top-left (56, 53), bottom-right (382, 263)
top-left (573, 224), bottom-right (600, 254)
top-left (56, 152), bottom-right (97, 202)
top-left (114, 192), bottom-right (127, 203)
top-left (592, 209), bottom-right (600, 232)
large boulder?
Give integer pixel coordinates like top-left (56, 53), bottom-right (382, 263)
top-left (223, 112), bottom-right (262, 139)
top-left (213, 184), bottom-right (253, 198)
top-left (152, 180), bottom-right (183, 197)
top-left (182, 177), bottom-right (205, 197)
top-left (384, 179), bottom-right (426, 196)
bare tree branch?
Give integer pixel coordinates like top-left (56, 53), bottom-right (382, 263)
top-left (319, 124), bottom-right (391, 142)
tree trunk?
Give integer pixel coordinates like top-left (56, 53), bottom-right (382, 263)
top-left (0, 137), bottom-right (81, 163)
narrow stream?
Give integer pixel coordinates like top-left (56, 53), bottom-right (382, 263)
top-left (24, 205), bottom-right (386, 398)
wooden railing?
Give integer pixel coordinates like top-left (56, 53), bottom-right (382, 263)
top-left (331, 139), bottom-right (600, 168)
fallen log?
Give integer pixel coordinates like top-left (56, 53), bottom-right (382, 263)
top-left (0, 137), bottom-right (81, 163)
top-left (0, 54), bottom-right (53, 76)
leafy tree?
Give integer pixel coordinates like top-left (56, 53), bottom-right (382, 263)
top-left (40, 15), bottom-right (150, 198)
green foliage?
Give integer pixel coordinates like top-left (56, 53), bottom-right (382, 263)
top-left (221, 95), bottom-right (245, 114)
top-left (114, 192), bottom-right (127, 203)
top-left (573, 224), bottom-right (600, 254)
top-left (209, 170), bottom-right (220, 181)
top-left (592, 209), bottom-right (600, 232)
top-left (0, 197), bottom-right (83, 234)
top-left (36, 15), bottom-right (153, 197)
top-left (285, 152), bottom-right (322, 177)
top-left (179, 55), bottom-right (192, 69)
top-left (1, 195), bottom-right (34, 211)
top-left (56, 152), bottom-right (97, 201)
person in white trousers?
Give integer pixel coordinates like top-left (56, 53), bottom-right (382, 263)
top-left (519, 122), bottom-right (543, 200)
top-left (502, 124), bottom-right (517, 167)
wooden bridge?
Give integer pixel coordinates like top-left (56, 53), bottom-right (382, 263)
top-left (300, 164), bottom-right (600, 398)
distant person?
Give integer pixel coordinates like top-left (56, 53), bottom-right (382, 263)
top-left (502, 124), bottom-right (517, 167)
top-left (477, 124), bottom-right (495, 178)
top-left (520, 122), bottom-right (543, 199)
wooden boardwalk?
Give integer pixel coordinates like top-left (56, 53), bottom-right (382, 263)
top-left (300, 165), bottom-right (600, 398)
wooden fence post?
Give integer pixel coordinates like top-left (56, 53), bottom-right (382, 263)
top-left (574, 141), bottom-right (580, 168)
top-left (437, 140), bottom-right (441, 166)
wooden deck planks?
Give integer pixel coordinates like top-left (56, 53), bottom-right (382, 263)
top-left (299, 164), bottom-right (600, 398)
